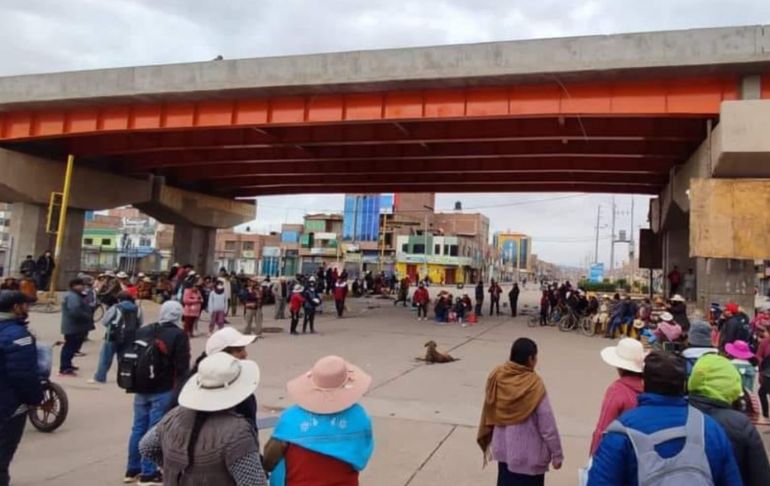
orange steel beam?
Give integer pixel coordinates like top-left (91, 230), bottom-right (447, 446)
top-left (64, 117), bottom-right (707, 157)
top-left (224, 181), bottom-right (661, 197)
top-left (164, 156), bottom-right (679, 181)
top-left (0, 77), bottom-right (743, 142)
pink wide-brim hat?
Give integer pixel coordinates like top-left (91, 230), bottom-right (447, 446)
top-left (725, 340), bottom-right (754, 360)
top-left (287, 355), bottom-right (372, 414)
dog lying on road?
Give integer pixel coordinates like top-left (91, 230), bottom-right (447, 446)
top-left (417, 340), bottom-right (457, 364)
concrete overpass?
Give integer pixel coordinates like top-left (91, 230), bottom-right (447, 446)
top-left (1, 25), bottom-right (769, 304)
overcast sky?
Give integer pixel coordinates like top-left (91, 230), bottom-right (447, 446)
top-left (3, 0), bottom-right (770, 266)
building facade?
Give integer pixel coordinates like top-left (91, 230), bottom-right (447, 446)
top-left (493, 232), bottom-right (533, 282)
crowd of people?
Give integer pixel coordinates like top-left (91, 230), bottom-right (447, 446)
top-left (3, 261), bottom-right (770, 485)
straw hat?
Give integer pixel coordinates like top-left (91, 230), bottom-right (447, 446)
top-left (205, 327), bottom-right (257, 355)
top-left (600, 338), bottom-right (645, 373)
top-left (116, 271), bottom-right (128, 279)
top-left (179, 352), bottom-right (260, 412)
top-left (287, 355), bottom-right (372, 414)
top-left (671, 294), bottom-right (685, 303)
top-left (659, 311), bottom-right (674, 322)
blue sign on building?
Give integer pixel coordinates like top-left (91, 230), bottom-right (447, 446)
top-left (589, 263), bottom-right (604, 283)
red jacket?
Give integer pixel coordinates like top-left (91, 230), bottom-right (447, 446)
top-left (289, 293), bottom-right (305, 313)
top-left (589, 374), bottom-right (643, 455)
top-left (413, 287), bottom-right (429, 305)
top-left (334, 283), bottom-right (348, 301)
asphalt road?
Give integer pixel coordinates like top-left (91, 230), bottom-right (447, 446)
top-left (10, 287), bottom-right (770, 485)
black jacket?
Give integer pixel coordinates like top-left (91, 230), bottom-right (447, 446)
top-left (690, 394), bottom-right (770, 486)
top-left (134, 321), bottom-right (190, 394)
top-left (669, 301), bottom-right (690, 332)
top-left (720, 312), bottom-right (751, 351)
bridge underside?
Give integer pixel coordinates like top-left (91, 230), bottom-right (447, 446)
top-left (0, 76), bottom-right (753, 197)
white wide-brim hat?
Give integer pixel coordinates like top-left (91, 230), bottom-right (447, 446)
top-left (600, 338), bottom-right (645, 373)
top-left (205, 327), bottom-right (257, 355)
top-left (287, 355), bottom-right (371, 414)
top-left (671, 294), bottom-right (685, 302)
top-left (179, 353), bottom-right (260, 412)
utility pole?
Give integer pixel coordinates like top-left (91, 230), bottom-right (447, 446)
top-left (594, 205), bottom-right (601, 263)
top-left (422, 205), bottom-right (433, 281)
top-left (609, 197), bottom-right (616, 278)
top-left (629, 196), bottom-right (635, 285)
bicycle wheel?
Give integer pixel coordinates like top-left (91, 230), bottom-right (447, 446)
top-left (580, 317), bottom-right (596, 337)
top-left (28, 382), bottom-right (68, 432)
top-left (528, 314), bottom-right (539, 328)
top-left (92, 304), bottom-right (104, 322)
top-left (558, 314), bottom-right (573, 332)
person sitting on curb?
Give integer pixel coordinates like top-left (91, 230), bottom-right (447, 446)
top-left (689, 354), bottom-right (770, 486)
top-left (263, 355), bottom-right (374, 485)
top-left (588, 350), bottom-right (742, 486)
top-left (140, 352), bottom-right (267, 485)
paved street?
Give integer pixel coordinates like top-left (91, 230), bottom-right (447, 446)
top-left (11, 288), bottom-right (770, 485)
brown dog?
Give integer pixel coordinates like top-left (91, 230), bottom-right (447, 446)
top-left (418, 340), bottom-right (456, 364)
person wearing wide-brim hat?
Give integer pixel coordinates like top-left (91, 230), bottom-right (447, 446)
top-left (140, 352), bottom-right (266, 485)
top-left (654, 311), bottom-right (683, 346)
top-left (263, 355), bottom-right (374, 486)
top-left (667, 293), bottom-right (691, 332)
top-left (589, 338), bottom-right (645, 455)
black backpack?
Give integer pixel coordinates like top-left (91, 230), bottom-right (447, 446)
top-left (117, 323), bottom-right (171, 393)
top-left (107, 306), bottom-right (140, 346)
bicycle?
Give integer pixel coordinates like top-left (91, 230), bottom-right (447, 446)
top-left (558, 308), bottom-right (583, 332)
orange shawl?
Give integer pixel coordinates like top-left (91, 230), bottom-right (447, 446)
top-left (477, 361), bottom-right (546, 459)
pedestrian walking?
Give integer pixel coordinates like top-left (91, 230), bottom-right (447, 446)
top-left (181, 276), bottom-right (203, 338)
top-left (35, 250), bottom-right (54, 291)
top-left (263, 355), bottom-right (374, 485)
top-left (334, 277), bottom-right (348, 318)
top-left (207, 281), bottom-right (228, 334)
top-left (229, 273), bottom-right (241, 317)
top-left (689, 354), bottom-right (770, 486)
top-left (122, 300), bottom-right (190, 485)
top-left (478, 337), bottom-right (563, 486)
top-left (89, 291), bottom-right (142, 384)
top-left (59, 278), bottom-right (93, 376)
top-left (243, 278), bottom-right (264, 337)
top-left (488, 280), bottom-right (502, 316)
top-left (413, 282), bottom-right (430, 321)
top-left (475, 281), bottom-right (484, 316)
top-left (302, 281), bottom-right (320, 333)
top-left (508, 283), bottom-right (520, 317)
top-left (588, 351), bottom-right (742, 486)
top-left (394, 277), bottom-right (409, 307)
top-left (0, 291), bottom-right (42, 486)
top-left (539, 290), bottom-right (549, 326)
top-left (589, 338), bottom-right (644, 456)
top-left (140, 352), bottom-right (267, 485)
top-left (18, 255), bottom-right (36, 280)
top-left (289, 285), bottom-right (305, 335)
top-left (273, 277), bottom-right (288, 320)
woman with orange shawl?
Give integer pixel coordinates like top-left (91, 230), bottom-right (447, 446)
top-left (478, 338), bottom-right (563, 486)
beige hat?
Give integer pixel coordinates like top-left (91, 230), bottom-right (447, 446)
top-left (600, 338), bottom-right (645, 373)
top-left (116, 271), bottom-right (128, 279)
top-left (287, 355), bottom-right (372, 414)
top-left (205, 327), bottom-right (257, 355)
top-left (660, 311), bottom-right (674, 322)
top-left (179, 353), bottom-right (260, 412)
top-left (671, 294), bottom-right (685, 303)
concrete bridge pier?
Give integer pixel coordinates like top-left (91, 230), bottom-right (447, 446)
top-left (171, 225), bottom-right (217, 276)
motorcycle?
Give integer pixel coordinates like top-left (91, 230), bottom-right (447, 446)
top-left (28, 378), bottom-right (69, 432)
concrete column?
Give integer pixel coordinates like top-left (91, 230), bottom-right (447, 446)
top-left (173, 225), bottom-right (217, 275)
top-left (696, 257), bottom-right (754, 312)
top-left (57, 209), bottom-right (85, 289)
top-left (8, 202), bottom-right (53, 277)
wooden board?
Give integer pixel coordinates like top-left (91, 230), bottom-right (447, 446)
top-left (690, 178), bottom-right (770, 259)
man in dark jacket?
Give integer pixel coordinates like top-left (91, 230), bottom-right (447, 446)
top-left (0, 291), bottom-right (43, 486)
top-left (488, 280), bottom-right (502, 316)
top-left (35, 251), bottom-right (55, 291)
top-left (719, 302), bottom-right (751, 352)
top-left (125, 300), bottom-right (190, 484)
top-left (18, 256), bottom-right (36, 280)
top-left (689, 354), bottom-right (770, 486)
top-left (508, 283), bottom-right (520, 317)
top-left (59, 278), bottom-right (94, 376)
top-left (474, 281), bottom-right (484, 316)
top-left (589, 351), bottom-right (742, 486)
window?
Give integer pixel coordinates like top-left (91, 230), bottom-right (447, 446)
top-left (84, 238), bottom-right (94, 245)
top-left (413, 244), bottom-right (425, 254)
top-left (224, 240), bottom-right (236, 251)
top-left (444, 245), bottom-right (449, 254)
top-left (401, 243), bottom-right (408, 252)
top-left (449, 245), bottom-right (459, 257)
top-left (2, 219), bottom-right (8, 227)
top-left (434, 244), bottom-right (441, 255)
top-left (139, 237), bottom-right (152, 247)
top-left (242, 241), bottom-right (255, 251)
top-left (101, 238), bottom-right (111, 246)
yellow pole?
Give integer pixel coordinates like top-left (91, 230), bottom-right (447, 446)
top-left (49, 154), bottom-right (75, 298)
